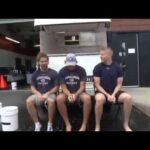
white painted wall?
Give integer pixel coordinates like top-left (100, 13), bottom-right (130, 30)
top-left (48, 54), bottom-right (101, 76)
top-left (0, 49), bottom-right (36, 67)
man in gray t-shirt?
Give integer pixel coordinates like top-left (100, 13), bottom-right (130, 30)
top-left (26, 52), bottom-right (59, 132)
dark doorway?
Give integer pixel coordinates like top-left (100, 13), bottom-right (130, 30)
top-left (15, 58), bottom-right (22, 70)
top-left (107, 32), bottom-right (139, 86)
top-left (25, 59), bottom-right (32, 72)
top-left (138, 32), bottom-right (150, 87)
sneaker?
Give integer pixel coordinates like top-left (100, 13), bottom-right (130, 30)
top-left (34, 123), bottom-right (42, 131)
top-left (47, 125), bottom-right (53, 132)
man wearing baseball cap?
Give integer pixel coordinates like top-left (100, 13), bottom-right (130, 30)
top-left (56, 53), bottom-right (91, 131)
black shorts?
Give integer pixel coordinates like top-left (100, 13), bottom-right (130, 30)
top-left (96, 90), bottom-right (125, 104)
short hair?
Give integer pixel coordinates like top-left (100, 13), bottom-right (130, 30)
top-left (99, 46), bottom-right (113, 56)
top-left (36, 52), bottom-right (48, 62)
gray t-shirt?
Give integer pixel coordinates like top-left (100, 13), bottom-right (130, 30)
top-left (59, 65), bottom-right (86, 93)
top-left (31, 68), bottom-right (58, 94)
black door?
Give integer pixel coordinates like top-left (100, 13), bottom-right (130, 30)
top-left (107, 32), bottom-right (139, 86)
top-left (138, 32), bottom-right (150, 87)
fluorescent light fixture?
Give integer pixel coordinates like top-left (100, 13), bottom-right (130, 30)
top-left (34, 44), bottom-right (40, 47)
top-left (5, 37), bottom-right (20, 44)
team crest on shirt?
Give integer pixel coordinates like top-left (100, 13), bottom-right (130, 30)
top-left (65, 75), bottom-right (79, 85)
top-left (41, 78), bottom-right (46, 85)
top-left (70, 78), bottom-right (74, 82)
top-left (37, 76), bottom-right (51, 86)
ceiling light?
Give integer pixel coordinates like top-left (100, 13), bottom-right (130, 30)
top-left (34, 44), bottom-right (40, 47)
top-left (5, 37), bottom-right (20, 44)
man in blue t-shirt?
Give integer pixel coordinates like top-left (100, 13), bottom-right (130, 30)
top-left (57, 53), bottom-right (91, 131)
top-left (93, 47), bottom-right (132, 131)
top-left (26, 52), bottom-right (59, 131)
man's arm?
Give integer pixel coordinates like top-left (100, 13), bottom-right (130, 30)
top-left (112, 77), bottom-right (123, 96)
top-left (94, 77), bottom-right (110, 97)
top-left (44, 85), bottom-right (59, 96)
top-left (61, 84), bottom-right (75, 102)
top-left (61, 84), bottom-right (71, 96)
top-left (31, 85), bottom-right (44, 101)
top-left (31, 85), bottom-right (41, 95)
top-left (74, 81), bottom-right (85, 97)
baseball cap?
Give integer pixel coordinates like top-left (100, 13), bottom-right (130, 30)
top-left (65, 53), bottom-right (77, 66)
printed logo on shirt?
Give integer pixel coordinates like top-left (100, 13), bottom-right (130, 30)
top-left (36, 76), bottom-right (51, 80)
top-left (36, 75), bottom-right (51, 86)
top-left (65, 75), bottom-right (80, 86)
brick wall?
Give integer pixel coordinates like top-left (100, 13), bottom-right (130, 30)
top-left (109, 19), bottom-right (150, 32)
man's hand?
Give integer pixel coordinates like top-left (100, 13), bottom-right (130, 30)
top-left (107, 94), bottom-right (116, 104)
top-left (110, 95), bottom-right (116, 104)
top-left (42, 93), bottom-right (49, 100)
top-left (68, 94), bottom-right (77, 103)
top-left (36, 93), bottom-right (45, 101)
top-left (72, 94), bottom-right (77, 102)
top-left (68, 94), bottom-right (73, 102)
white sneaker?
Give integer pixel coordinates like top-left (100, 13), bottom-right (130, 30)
top-left (34, 123), bottom-right (42, 131)
top-left (47, 125), bottom-right (53, 132)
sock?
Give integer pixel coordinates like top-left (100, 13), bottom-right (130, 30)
top-left (35, 122), bottom-right (41, 127)
top-left (47, 122), bottom-right (52, 127)
top-left (47, 122), bottom-right (53, 131)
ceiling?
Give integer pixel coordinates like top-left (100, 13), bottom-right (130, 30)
top-left (43, 22), bottom-right (107, 33)
top-left (35, 19), bottom-right (111, 33)
top-left (0, 19), bottom-right (39, 48)
top-left (0, 19), bottom-right (111, 49)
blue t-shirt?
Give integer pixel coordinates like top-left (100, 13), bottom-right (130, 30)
top-left (93, 62), bottom-right (123, 94)
top-left (59, 65), bottom-right (86, 93)
top-left (31, 68), bottom-right (58, 94)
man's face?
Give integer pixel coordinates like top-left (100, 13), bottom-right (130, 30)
top-left (100, 50), bottom-right (111, 63)
top-left (39, 57), bottom-right (48, 70)
top-left (67, 65), bottom-right (76, 71)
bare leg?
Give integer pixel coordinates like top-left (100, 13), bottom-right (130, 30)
top-left (118, 93), bottom-right (132, 131)
top-left (79, 93), bottom-right (91, 131)
top-left (57, 93), bottom-right (72, 131)
top-left (26, 96), bottom-right (39, 123)
top-left (94, 93), bottom-right (106, 131)
top-left (47, 99), bottom-right (56, 123)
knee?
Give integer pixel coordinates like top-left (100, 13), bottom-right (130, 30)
top-left (56, 94), bottom-right (66, 105)
top-left (47, 98), bottom-right (55, 105)
top-left (123, 94), bottom-right (132, 103)
top-left (82, 96), bottom-right (91, 106)
top-left (95, 94), bottom-right (105, 105)
top-left (26, 97), bottom-right (34, 107)
top-left (95, 99), bottom-right (105, 106)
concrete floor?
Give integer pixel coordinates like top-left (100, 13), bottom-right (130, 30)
top-left (86, 85), bottom-right (150, 117)
top-left (123, 87), bottom-right (150, 117)
top-left (0, 87), bottom-right (150, 131)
